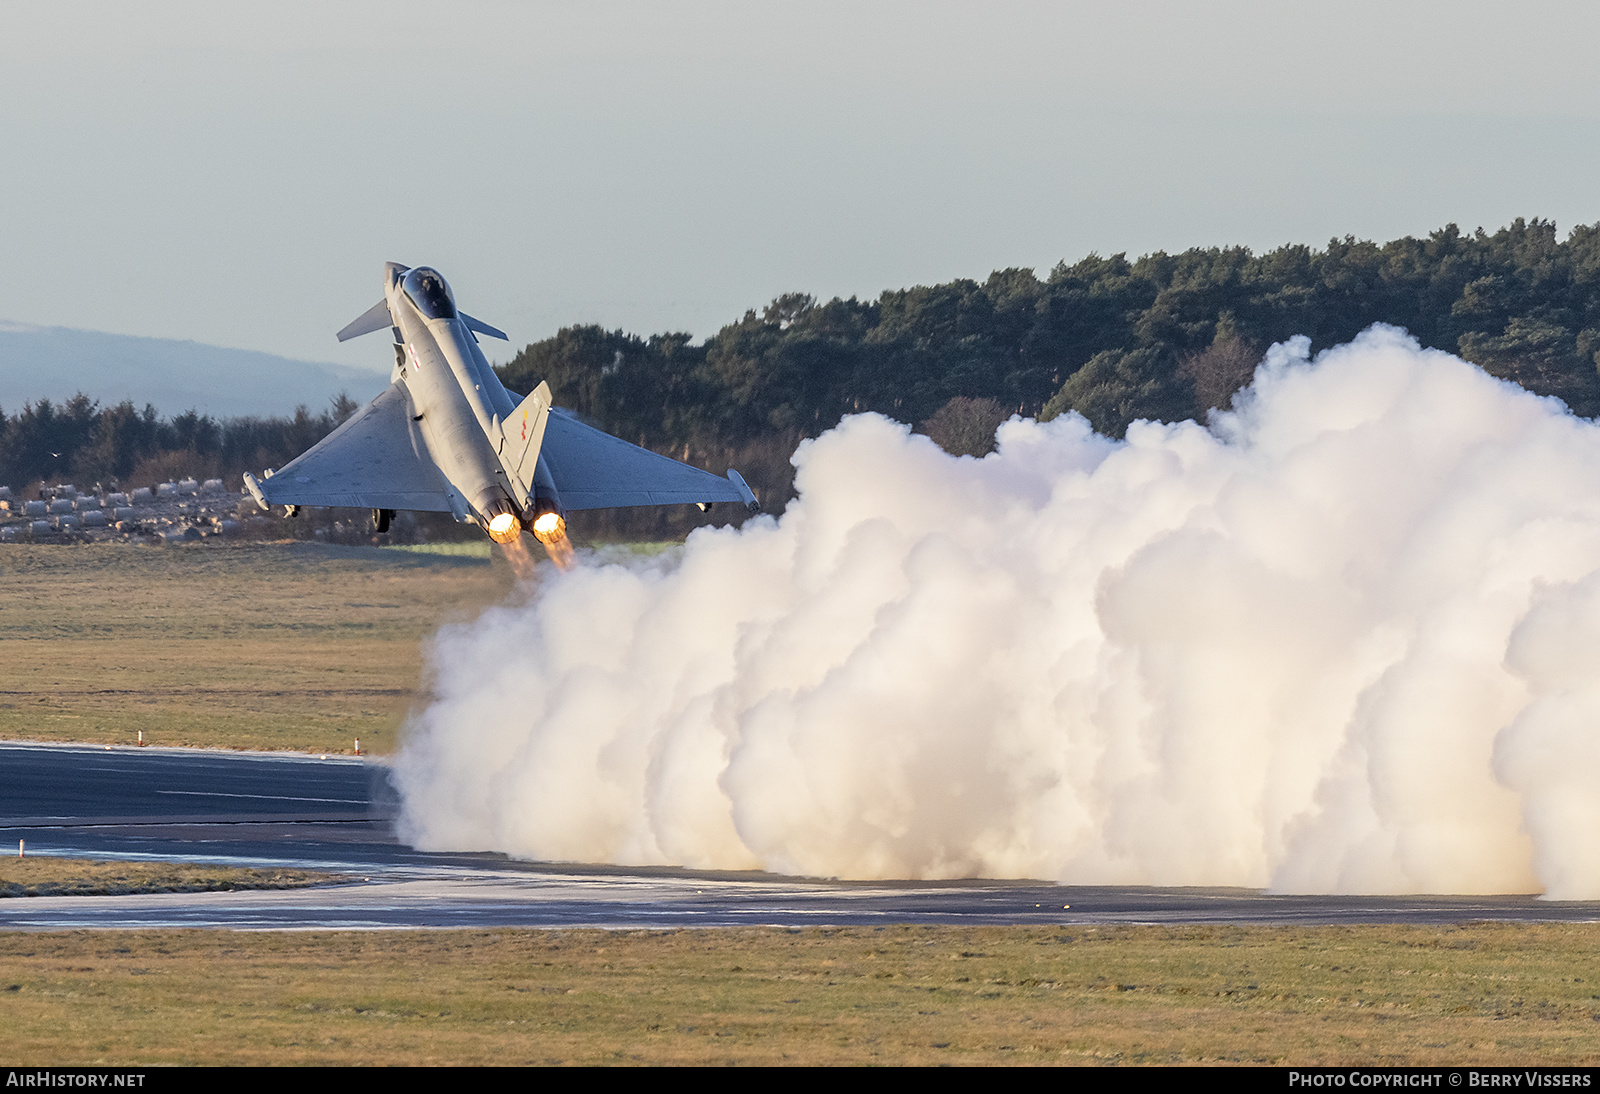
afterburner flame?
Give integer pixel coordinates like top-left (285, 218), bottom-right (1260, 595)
top-left (531, 511), bottom-right (574, 570)
top-left (487, 512), bottom-right (520, 543)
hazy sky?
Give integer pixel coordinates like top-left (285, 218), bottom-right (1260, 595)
top-left (3, 1), bottom-right (1598, 375)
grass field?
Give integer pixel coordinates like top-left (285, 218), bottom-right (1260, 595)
top-left (0, 541), bottom-right (517, 754)
top-left (0, 856), bottom-right (340, 897)
top-left (3, 923), bottom-right (1600, 1066)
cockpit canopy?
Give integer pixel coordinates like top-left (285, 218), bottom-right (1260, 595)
top-left (402, 267), bottom-right (457, 320)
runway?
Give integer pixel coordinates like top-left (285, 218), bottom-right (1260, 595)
top-left (3, 741), bottom-right (1598, 930)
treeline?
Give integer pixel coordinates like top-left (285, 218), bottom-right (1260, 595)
top-left (0, 394), bottom-right (358, 494)
top-left (499, 217), bottom-right (1600, 447)
top-left (8, 217), bottom-right (1600, 521)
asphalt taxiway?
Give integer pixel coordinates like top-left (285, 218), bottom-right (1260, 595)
top-left (3, 741), bottom-right (1598, 930)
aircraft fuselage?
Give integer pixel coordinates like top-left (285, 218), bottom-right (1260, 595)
top-left (383, 263), bottom-right (528, 531)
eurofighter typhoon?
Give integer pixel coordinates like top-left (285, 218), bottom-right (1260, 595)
top-left (244, 263), bottom-right (759, 564)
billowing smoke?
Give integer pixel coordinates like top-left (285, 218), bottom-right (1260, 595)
top-left (394, 326), bottom-right (1600, 897)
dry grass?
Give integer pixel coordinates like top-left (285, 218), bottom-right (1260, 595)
top-left (0, 856), bottom-right (340, 897)
top-left (0, 541), bottom-right (515, 754)
top-left (2, 923), bottom-right (1600, 1065)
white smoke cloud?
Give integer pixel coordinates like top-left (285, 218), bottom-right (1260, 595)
top-left (394, 325), bottom-right (1600, 896)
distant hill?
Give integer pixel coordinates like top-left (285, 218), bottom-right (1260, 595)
top-left (0, 321), bottom-right (387, 419)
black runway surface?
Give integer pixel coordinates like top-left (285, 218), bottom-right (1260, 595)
top-left (3, 741), bottom-right (1598, 930)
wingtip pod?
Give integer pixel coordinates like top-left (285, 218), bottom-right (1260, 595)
top-left (726, 469), bottom-right (760, 513)
top-left (241, 472), bottom-right (268, 510)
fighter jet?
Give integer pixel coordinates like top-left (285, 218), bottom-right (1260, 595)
top-left (243, 263), bottom-right (758, 562)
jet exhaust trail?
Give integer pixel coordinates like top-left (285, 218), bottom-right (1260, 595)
top-left (495, 536), bottom-right (541, 583)
top-left (531, 511), bottom-right (575, 569)
top-left (395, 326), bottom-right (1600, 897)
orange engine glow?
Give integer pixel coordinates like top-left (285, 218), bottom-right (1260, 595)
top-left (532, 511), bottom-right (564, 539)
top-left (531, 510), bottom-right (574, 569)
top-left (487, 511), bottom-right (520, 543)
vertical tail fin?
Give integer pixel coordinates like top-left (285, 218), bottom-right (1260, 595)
top-left (495, 382), bottom-right (552, 509)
